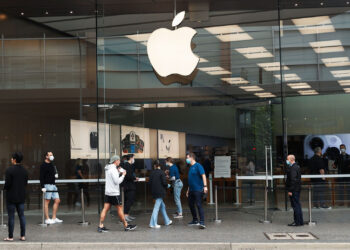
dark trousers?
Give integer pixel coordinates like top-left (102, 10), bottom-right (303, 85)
top-left (188, 191), bottom-right (205, 223)
top-left (289, 191), bottom-right (303, 225)
top-left (124, 189), bottom-right (135, 214)
top-left (312, 181), bottom-right (327, 207)
top-left (7, 202), bottom-right (26, 238)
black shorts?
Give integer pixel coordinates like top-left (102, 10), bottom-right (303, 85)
top-left (104, 195), bottom-right (122, 206)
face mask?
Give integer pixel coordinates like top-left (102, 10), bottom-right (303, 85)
top-left (341, 148), bottom-right (346, 153)
top-left (165, 163), bottom-right (170, 167)
top-left (131, 159), bottom-right (135, 164)
top-left (186, 159), bottom-right (191, 164)
top-left (286, 160), bottom-right (291, 166)
top-left (49, 156), bottom-right (54, 161)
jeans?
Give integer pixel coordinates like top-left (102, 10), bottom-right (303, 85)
top-left (173, 180), bottom-right (183, 214)
top-left (289, 191), bottom-right (303, 225)
top-left (188, 191), bottom-right (205, 223)
top-left (7, 202), bottom-right (26, 238)
top-left (149, 198), bottom-right (170, 227)
top-left (312, 181), bottom-right (327, 207)
top-left (124, 189), bottom-right (135, 214)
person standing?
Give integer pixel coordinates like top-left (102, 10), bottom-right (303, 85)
top-left (335, 144), bottom-right (350, 206)
top-left (122, 154), bottom-right (138, 222)
top-left (4, 152), bottom-right (28, 241)
top-left (166, 157), bottom-right (183, 219)
top-left (40, 152), bottom-right (63, 224)
top-left (309, 147), bottom-right (330, 209)
top-left (186, 152), bottom-right (208, 229)
top-left (98, 155), bottom-right (136, 232)
top-left (286, 155), bottom-right (303, 226)
top-left (149, 160), bottom-right (172, 229)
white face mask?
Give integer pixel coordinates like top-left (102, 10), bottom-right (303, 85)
top-left (131, 158), bottom-right (135, 164)
top-left (49, 155), bottom-right (54, 161)
top-left (341, 148), bottom-right (346, 153)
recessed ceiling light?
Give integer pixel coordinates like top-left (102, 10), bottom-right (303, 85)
top-left (294, 3), bottom-right (298, 7)
top-left (298, 90), bottom-right (319, 95)
top-left (240, 86), bottom-right (264, 92)
top-left (254, 92), bottom-right (276, 98)
top-left (347, 2), bottom-right (350, 5)
top-left (20, 12), bottom-right (24, 16)
top-left (287, 82), bottom-right (311, 89)
top-left (45, 11), bottom-right (49, 15)
top-left (69, 10), bottom-right (74, 14)
top-left (320, 2), bottom-right (324, 6)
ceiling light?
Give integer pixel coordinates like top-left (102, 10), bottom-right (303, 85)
top-left (331, 70), bottom-right (350, 78)
top-left (298, 90), bottom-right (319, 95)
top-left (338, 80), bottom-right (350, 86)
top-left (240, 86), bottom-right (264, 92)
top-left (294, 3), bottom-right (298, 7)
top-left (20, 12), bottom-right (24, 16)
top-left (257, 62), bottom-right (289, 71)
top-left (344, 88), bottom-right (350, 93)
top-left (235, 47), bottom-right (273, 59)
top-left (254, 92), bottom-right (276, 98)
top-left (309, 40), bottom-right (343, 54)
top-left (274, 73), bottom-right (301, 81)
top-left (287, 82), bottom-right (311, 89)
top-left (69, 10), bottom-right (74, 14)
top-left (0, 14), bottom-right (7, 20)
top-left (199, 57), bottom-right (209, 63)
top-left (291, 16), bottom-right (335, 34)
top-left (204, 25), bottom-right (245, 35)
top-left (321, 57), bottom-right (350, 67)
top-left (199, 66), bottom-right (231, 75)
top-left (320, 2), bottom-right (324, 6)
top-left (221, 77), bottom-right (249, 84)
top-left (125, 33), bottom-right (150, 42)
top-left (45, 11), bottom-right (49, 15)
top-left (216, 33), bottom-right (252, 42)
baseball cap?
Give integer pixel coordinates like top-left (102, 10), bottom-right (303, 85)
top-left (109, 155), bottom-right (120, 164)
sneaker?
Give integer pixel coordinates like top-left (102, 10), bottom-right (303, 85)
top-left (172, 212), bottom-right (179, 217)
top-left (125, 216), bottom-right (133, 222)
top-left (166, 220), bottom-right (173, 226)
top-left (45, 219), bottom-right (54, 224)
top-left (97, 226), bottom-right (109, 233)
top-left (53, 218), bottom-right (63, 223)
top-left (188, 220), bottom-right (200, 226)
top-left (199, 223), bottom-right (206, 229)
top-left (149, 224), bottom-right (161, 229)
top-left (174, 214), bottom-right (183, 219)
top-left (321, 205), bottom-right (332, 210)
top-left (125, 224), bottom-right (137, 231)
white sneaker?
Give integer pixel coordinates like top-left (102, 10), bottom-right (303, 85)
top-left (53, 218), bottom-right (63, 223)
top-left (149, 224), bottom-right (161, 229)
top-left (45, 219), bottom-right (54, 224)
top-left (166, 220), bottom-right (173, 226)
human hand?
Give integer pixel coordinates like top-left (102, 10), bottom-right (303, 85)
top-left (42, 188), bottom-right (47, 193)
top-left (288, 192), bottom-right (292, 196)
top-left (186, 190), bottom-right (189, 197)
top-left (204, 187), bottom-right (208, 194)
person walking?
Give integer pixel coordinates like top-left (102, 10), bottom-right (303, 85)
top-left (149, 160), bottom-right (172, 229)
top-left (40, 152), bottom-right (63, 224)
top-left (98, 155), bottom-right (137, 232)
top-left (4, 152), bottom-right (28, 241)
top-left (166, 157), bottom-right (183, 219)
top-left (186, 152), bottom-right (208, 229)
top-left (286, 154), bottom-right (304, 226)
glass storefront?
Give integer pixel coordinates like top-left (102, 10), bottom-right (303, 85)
top-left (1, 0), bottom-right (350, 212)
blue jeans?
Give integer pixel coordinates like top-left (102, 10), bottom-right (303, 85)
top-left (7, 203), bottom-right (26, 238)
top-left (188, 191), bottom-right (205, 223)
top-left (289, 191), bottom-right (303, 225)
top-left (173, 180), bottom-right (183, 214)
top-left (149, 198), bottom-right (170, 227)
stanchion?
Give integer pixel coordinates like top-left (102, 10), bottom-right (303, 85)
top-left (234, 174), bottom-right (240, 205)
top-left (1, 190), bottom-right (6, 228)
top-left (259, 185), bottom-right (271, 223)
top-left (208, 174), bottom-right (214, 205)
top-left (214, 185), bottom-right (221, 223)
top-left (78, 188), bottom-right (90, 226)
top-left (39, 190), bottom-right (48, 227)
top-left (307, 185), bottom-right (316, 226)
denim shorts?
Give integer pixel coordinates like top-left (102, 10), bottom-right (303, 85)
top-left (44, 184), bottom-right (60, 200)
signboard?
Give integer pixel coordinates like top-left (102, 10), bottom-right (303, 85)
top-left (214, 156), bottom-right (231, 178)
top-left (158, 130), bottom-right (180, 158)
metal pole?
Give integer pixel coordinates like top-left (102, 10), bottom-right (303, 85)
top-left (79, 188), bottom-right (90, 226)
top-left (265, 146), bottom-right (268, 188)
top-left (270, 146), bottom-right (273, 190)
top-left (215, 185), bottom-right (221, 223)
top-left (1, 190), bottom-right (6, 228)
top-left (235, 173), bottom-right (240, 205)
top-left (260, 185), bottom-right (271, 223)
top-left (308, 185), bottom-right (316, 226)
top-left (39, 190), bottom-right (48, 227)
top-left (208, 173), bottom-right (214, 205)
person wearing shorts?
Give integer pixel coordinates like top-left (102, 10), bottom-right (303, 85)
top-left (40, 152), bottom-right (62, 225)
top-left (98, 155), bottom-right (137, 232)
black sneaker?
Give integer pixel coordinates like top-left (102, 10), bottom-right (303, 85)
top-left (199, 223), bottom-right (206, 229)
top-left (97, 226), bottom-right (109, 233)
top-left (124, 224), bottom-right (137, 231)
top-left (188, 220), bottom-right (200, 226)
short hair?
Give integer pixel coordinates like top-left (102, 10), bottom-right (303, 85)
top-left (165, 157), bottom-right (173, 163)
top-left (187, 152), bottom-right (196, 160)
top-left (121, 155), bottom-right (128, 161)
top-left (44, 151), bottom-right (52, 158)
top-left (153, 160), bottom-right (161, 169)
top-left (127, 154), bottom-right (134, 160)
top-left (340, 144), bottom-right (346, 149)
top-left (314, 147), bottom-right (322, 153)
top-left (12, 152), bottom-right (23, 163)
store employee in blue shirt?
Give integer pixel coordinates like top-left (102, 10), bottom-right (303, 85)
top-left (166, 157), bottom-right (183, 219)
top-left (186, 152), bottom-right (208, 229)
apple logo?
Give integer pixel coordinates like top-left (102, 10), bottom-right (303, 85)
top-left (147, 11), bottom-right (199, 79)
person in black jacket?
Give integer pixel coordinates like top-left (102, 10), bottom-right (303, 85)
top-left (286, 154), bottom-right (303, 226)
top-left (121, 154), bottom-right (138, 222)
top-left (149, 160), bottom-right (172, 229)
top-left (335, 144), bottom-right (350, 206)
top-left (4, 152), bottom-right (28, 241)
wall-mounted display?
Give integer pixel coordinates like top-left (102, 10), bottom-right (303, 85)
top-left (121, 125), bottom-right (151, 158)
top-left (70, 120), bottom-right (110, 159)
top-left (214, 156), bottom-right (231, 178)
top-left (158, 130), bottom-right (180, 159)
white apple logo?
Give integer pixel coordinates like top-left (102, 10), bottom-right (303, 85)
top-left (147, 11), bottom-right (199, 78)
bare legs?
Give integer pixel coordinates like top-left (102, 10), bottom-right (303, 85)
top-left (44, 199), bottom-right (60, 220)
top-left (99, 203), bottom-right (127, 228)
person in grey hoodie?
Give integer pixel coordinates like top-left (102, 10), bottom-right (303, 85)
top-left (98, 155), bottom-right (137, 232)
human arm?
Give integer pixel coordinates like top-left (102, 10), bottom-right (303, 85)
top-left (4, 169), bottom-right (11, 190)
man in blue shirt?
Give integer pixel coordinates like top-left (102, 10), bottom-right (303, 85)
top-left (166, 157), bottom-right (183, 219)
top-left (186, 152), bottom-right (208, 229)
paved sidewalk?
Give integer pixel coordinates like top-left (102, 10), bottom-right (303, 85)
top-left (0, 207), bottom-right (350, 249)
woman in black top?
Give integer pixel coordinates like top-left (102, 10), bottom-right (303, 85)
top-left (149, 160), bottom-right (172, 229)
